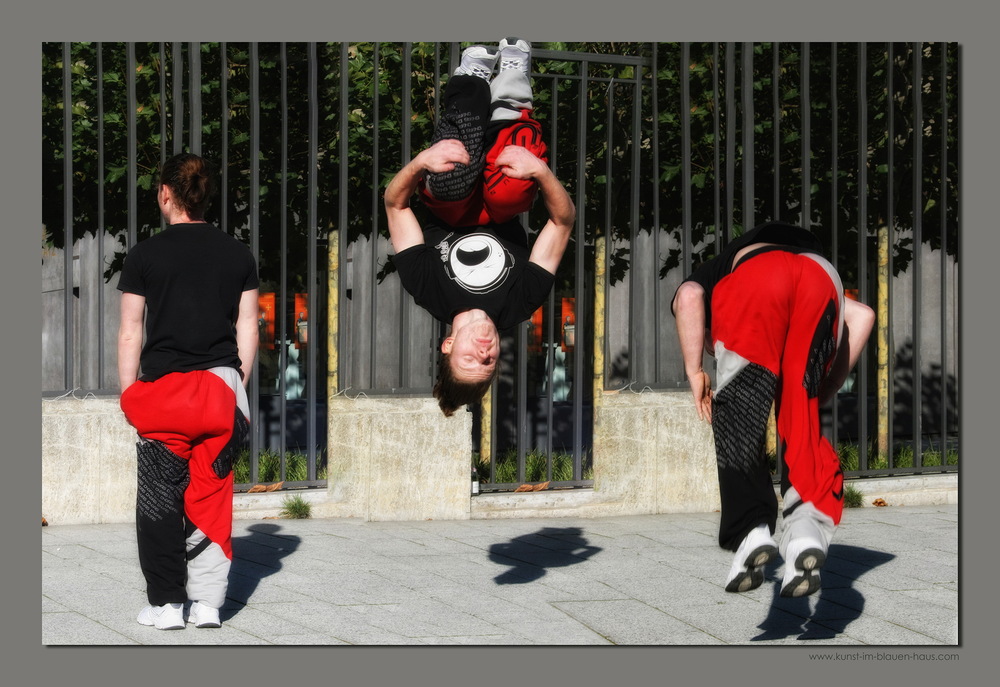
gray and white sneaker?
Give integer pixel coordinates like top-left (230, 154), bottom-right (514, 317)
top-left (454, 45), bottom-right (499, 80)
top-left (136, 602), bottom-right (185, 630)
top-left (725, 523), bottom-right (778, 593)
top-left (498, 37), bottom-right (531, 75)
top-left (780, 536), bottom-right (827, 598)
top-left (778, 488), bottom-right (834, 598)
top-left (187, 601), bottom-right (222, 628)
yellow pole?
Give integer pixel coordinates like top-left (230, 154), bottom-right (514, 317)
top-left (328, 228), bottom-right (339, 397)
top-left (480, 386), bottom-right (492, 472)
top-left (593, 233), bottom-right (606, 409)
top-left (876, 223), bottom-right (890, 460)
top-left (766, 405), bottom-right (777, 456)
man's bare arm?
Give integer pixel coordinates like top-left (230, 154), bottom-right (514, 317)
top-left (384, 139), bottom-right (470, 254)
top-left (117, 292), bottom-right (146, 392)
top-left (672, 281), bottom-right (713, 423)
top-left (819, 298), bottom-right (876, 406)
top-left (496, 146), bottom-right (575, 275)
top-left (235, 288), bottom-right (260, 388)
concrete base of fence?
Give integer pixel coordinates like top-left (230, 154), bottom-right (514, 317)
top-left (471, 390), bottom-right (720, 520)
top-left (593, 389), bottom-right (722, 514)
top-left (40, 393), bottom-right (958, 526)
top-left (324, 395), bottom-right (473, 522)
top-left (40, 395), bottom-right (474, 525)
top-left (42, 396), bottom-right (138, 526)
top-left (845, 473), bottom-right (958, 507)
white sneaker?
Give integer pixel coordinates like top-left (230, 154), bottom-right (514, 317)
top-left (498, 37), bottom-right (531, 75)
top-left (725, 524), bottom-right (778, 593)
top-left (780, 536), bottom-right (826, 597)
top-left (136, 603), bottom-right (185, 630)
top-left (187, 601), bottom-right (222, 628)
top-left (454, 45), bottom-right (499, 80)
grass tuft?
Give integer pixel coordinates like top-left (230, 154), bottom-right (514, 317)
top-left (843, 483), bottom-right (864, 508)
top-left (279, 494), bottom-right (311, 519)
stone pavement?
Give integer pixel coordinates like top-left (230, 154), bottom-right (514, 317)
top-left (41, 504), bottom-right (958, 645)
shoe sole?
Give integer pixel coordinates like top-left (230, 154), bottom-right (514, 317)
top-left (725, 544), bottom-right (777, 593)
top-left (137, 609), bottom-right (185, 630)
top-left (188, 612), bottom-right (222, 629)
top-left (780, 547), bottom-right (827, 598)
top-left (138, 619), bottom-right (185, 630)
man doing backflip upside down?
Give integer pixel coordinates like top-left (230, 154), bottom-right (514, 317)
top-left (385, 39), bottom-right (576, 417)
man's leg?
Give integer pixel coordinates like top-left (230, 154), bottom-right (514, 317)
top-left (121, 369), bottom-right (250, 627)
top-left (134, 438), bottom-right (189, 609)
top-left (482, 38), bottom-right (547, 223)
top-left (774, 253), bottom-right (844, 597)
top-left (121, 378), bottom-right (193, 630)
top-left (481, 114), bottom-right (547, 224)
top-left (183, 367), bottom-right (250, 627)
top-left (711, 255), bottom-right (796, 551)
top-left (709, 257), bottom-right (791, 591)
top-left (424, 50), bottom-right (495, 206)
top-left (489, 38), bottom-right (533, 123)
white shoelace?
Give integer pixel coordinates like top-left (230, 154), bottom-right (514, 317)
top-left (500, 59), bottom-right (528, 73)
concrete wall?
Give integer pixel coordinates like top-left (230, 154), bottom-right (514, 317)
top-left (42, 396), bottom-right (138, 525)
top-left (323, 395), bottom-right (472, 522)
top-left (40, 394), bottom-right (475, 525)
top-left (470, 389), bottom-right (720, 519)
top-left (40, 390), bottom-right (957, 526)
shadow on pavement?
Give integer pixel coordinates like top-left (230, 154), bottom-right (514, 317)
top-left (488, 527), bottom-right (602, 584)
top-left (751, 544), bottom-right (896, 641)
top-left (224, 523), bottom-right (301, 621)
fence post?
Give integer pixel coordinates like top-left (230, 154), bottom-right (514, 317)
top-left (877, 222), bottom-right (891, 460)
top-left (593, 233), bottom-right (606, 410)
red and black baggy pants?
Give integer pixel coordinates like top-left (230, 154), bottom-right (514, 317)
top-left (421, 74), bottom-right (548, 227)
top-left (120, 367), bottom-right (249, 608)
top-left (710, 250), bottom-right (845, 551)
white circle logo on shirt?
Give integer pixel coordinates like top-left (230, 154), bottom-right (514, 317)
top-left (445, 233), bottom-right (514, 294)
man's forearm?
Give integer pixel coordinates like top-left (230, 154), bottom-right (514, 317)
top-left (236, 328), bottom-right (258, 388)
top-left (673, 283), bottom-right (708, 378)
top-left (536, 167), bottom-right (575, 229)
top-left (235, 289), bottom-right (260, 388)
top-left (525, 167), bottom-right (575, 273)
top-left (117, 333), bottom-right (141, 391)
top-left (384, 156), bottom-right (425, 211)
top-left (819, 299), bottom-right (875, 406)
top-left (117, 293), bottom-right (146, 392)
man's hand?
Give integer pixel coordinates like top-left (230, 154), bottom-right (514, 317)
top-left (416, 139), bottom-right (471, 174)
top-left (385, 139), bottom-right (472, 254)
top-left (689, 369), bottom-right (713, 423)
top-left (495, 145), bottom-right (548, 181)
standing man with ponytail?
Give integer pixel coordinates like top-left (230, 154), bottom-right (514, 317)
top-left (117, 153), bottom-right (259, 630)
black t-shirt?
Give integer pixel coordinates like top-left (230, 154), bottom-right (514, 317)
top-left (392, 216), bottom-right (554, 330)
top-left (673, 222), bottom-right (825, 330)
top-left (117, 223), bottom-right (259, 381)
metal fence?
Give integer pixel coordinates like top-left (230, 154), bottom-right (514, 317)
top-left (42, 42), bottom-right (959, 491)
